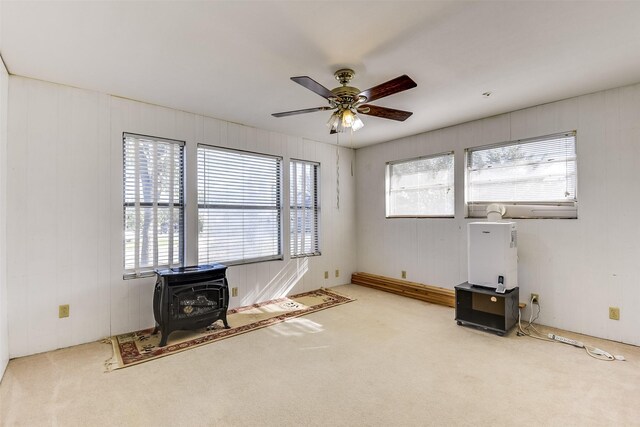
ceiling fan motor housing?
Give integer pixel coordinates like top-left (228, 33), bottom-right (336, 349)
top-left (334, 68), bottom-right (356, 85)
top-left (332, 69), bottom-right (364, 108)
top-left (331, 86), bottom-right (362, 107)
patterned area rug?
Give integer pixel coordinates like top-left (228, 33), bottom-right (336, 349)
top-left (106, 288), bottom-right (353, 370)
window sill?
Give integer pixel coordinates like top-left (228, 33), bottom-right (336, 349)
top-left (219, 255), bottom-right (284, 267)
top-left (386, 215), bottom-right (455, 219)
top-left (291, 252), bottom-right (321, 259)
top-left (466, 203), bottom-right (577, 219)
top-left (123, 271), bottom-right (157, 280)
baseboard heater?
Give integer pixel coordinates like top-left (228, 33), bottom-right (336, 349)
top-left (351, 272), bottom-right (455, 308)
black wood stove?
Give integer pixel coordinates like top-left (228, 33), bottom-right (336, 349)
top-left (153, 264), bottom-right (230, 346)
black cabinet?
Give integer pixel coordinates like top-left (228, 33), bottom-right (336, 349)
top-left (455, 282), bottom-right (519, 336)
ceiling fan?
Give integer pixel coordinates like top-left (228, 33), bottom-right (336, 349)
top-left (272, 69), bottom-right (417, 134)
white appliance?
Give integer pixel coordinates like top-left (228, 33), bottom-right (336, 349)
top-left (467, 222), bottom-right (518, 290)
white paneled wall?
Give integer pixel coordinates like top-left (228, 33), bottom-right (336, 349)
top-left (0, 57), bottom-right (9, 378)
top-left (7, 76), bottom-right (356, 358)
top-left (356, 83), bottom-right (640, 346)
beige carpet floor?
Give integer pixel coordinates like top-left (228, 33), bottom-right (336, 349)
top-left (1, 284), bottom-right (639, 426)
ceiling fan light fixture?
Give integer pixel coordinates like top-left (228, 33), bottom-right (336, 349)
top-left (352, 115), bottom-right (364, 131)
top-left (341, 109), bottom-right (356, 127)
top-left (328, 109), bottom-right (364, 133)
top-left (327, 111), bottom-right (340, 129)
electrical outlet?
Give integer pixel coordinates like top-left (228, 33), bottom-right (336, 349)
top-left (59, 304), bottom-right (70, 318)
top-left (231, 287), bottom-right (238, 297)
top-left (335, 269), bottom-right (340, 278)
top-left (609, 307), bottom-right (620, 320)
top-left (401, 270), bottom-right (407, 279)
top-left (324, 271), bottom-right (329, 279)
top-left (530, 293), bottom-right (539, 305)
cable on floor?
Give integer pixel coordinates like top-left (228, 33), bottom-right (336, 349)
top-left (516, 296), bottom-right (624, 361)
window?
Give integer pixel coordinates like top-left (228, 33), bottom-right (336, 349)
top-left (123, 133), bottom-right (184, 278)
top-left (386, 152), bottom-right (455, 217)
top-left (198, 145), bottom-right (282, 265)
top-left (290, 159), bottom-right (320, 257)
top-left (466, 131), bottom-right (577, 218)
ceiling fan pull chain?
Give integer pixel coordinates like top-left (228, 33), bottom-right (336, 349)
top-left (350, 128), bottom-right (354, 177)
top-left (336, 133), bottom-right (340, 210)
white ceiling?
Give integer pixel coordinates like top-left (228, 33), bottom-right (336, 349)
top-left (2, 1), bottom-right (640, 148)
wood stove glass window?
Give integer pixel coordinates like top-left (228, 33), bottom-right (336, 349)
top-left (290, 159), bottom-right (320, 257)
top-left (123, 133), bottom-right (184, 278)
top-left (197, 145), bottom-right (282, 265)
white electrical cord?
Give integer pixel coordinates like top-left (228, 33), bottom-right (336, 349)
top-left (517, 296), bottom-right (623, 361)
top-left (517, 296), bottom-right (554, 342)
top-left (585, 345), bottom-right (615, 361)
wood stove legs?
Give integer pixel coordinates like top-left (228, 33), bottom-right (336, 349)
top-left (151, 324), bottom-right (170, 347)
top-left (158, 328), bottom-right (169, 347)
top-left (221, 313), bottom-right (230, 329)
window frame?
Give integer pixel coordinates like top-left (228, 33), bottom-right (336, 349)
top-left (465, 131), bottom-right (578, 219)
top-left (385, 151), bottom-right (456, 219)
top-left (290, 158), bottom-right (321, 258)
top-left (122, 132), bottom-right (185, 279)
top-left (197, 144), bottom-right (283, 266)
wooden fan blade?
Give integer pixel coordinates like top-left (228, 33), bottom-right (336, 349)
top-left (291, 76), bottom-right (336, 100)
top-left (272, 106), bottom-right (332, 117)
top-left (358, 105), bottom-right (413, 121)
top-left (358, 75), bottom-right (417, 103)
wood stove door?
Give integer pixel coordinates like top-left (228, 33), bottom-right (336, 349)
top-left (170, 279), bottom-right (226, 321)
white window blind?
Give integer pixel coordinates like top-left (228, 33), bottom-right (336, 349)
top-left (386, 152), bottom-right (455, 217)
top-left (290, 159), bottom-right (320, 257)
top-left (198, 145), bottom-right (282, 265)
top-left (466, 132), bottom-right (577, 218)
top-left (123, 133), bottom-right (184, 278)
